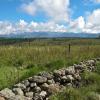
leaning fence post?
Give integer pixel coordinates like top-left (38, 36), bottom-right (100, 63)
top-left (68, 43), bottom-right (71, 54)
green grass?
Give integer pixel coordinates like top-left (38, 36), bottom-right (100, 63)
top-left (0, 38), bottom-right (100, 90)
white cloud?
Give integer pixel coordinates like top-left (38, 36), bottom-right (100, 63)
top-left (68, 9), bottom-right (100, 33)
top-left (69, 16), bottom-right (85, 32)
top-left (94, 0), bottom-right (100, 3)
top-left (0, 8), bottom-right (100, 35)
top-left (21, 2), bottom-right (37, 16)
top-left (84, 9), bottom-right (100, 33)
top-left (0, 21), bottom-right (15, 35)
top-left (21, 0), bottom-right (70, 22)
top-left (86, 9), bottom-right (100, 26)
top-left (0, 20), bottom-right (67, 35)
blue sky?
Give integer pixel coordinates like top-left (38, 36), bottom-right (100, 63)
top-left (0, 0), bottom-right (100, 34)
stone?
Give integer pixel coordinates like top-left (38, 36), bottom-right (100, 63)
top-left (0, 96), bottom-right (5, 100)
top-left (74, 64), bottom-right (84, 70)
top-left (24, 87), bottom-right (30, 92)
top-left (40, 91), bottom-right (47, 98)
top-left (46, 98), bottom-right (49, 100)
top-left (53, 69), bottom-right (65, 77)
top-left (47, 84), bottom-right (60, 94)
top-left (25, 92), bottom-right (33, 98)
top-left (86, 60), bottom-right (95, 66)
top-left (38, 72), bottom-right (53, 80)
top-left (28, 77), bottom-right (33, 82)
top-left (22, 80), bottom-right (30, 87)
top-left (13, 88), bottom-right (24, 96)
top-left (0, 88), bottom-right (15, 99)
top-left (33, 93), bottom-right (43, 100)
top-left (61, 76), bottom-right (68, 83)
top-left (47, 79), bottom-right (55, 85)
top-left (65, 66), bottom-right (75, 75)
top-left (33, 76), bottom-right (47, 84)
top-left (73, 74), bottom-right (81, 81)
top-left (41, 83), bottom-right (49, 90)
top-left (8, 95), bottom-right (32, 100)
top-left (66, 83), bottom-right (72, 87)
top-left (30, 83), bottom-right (37, 88)
top-left (14, 83), bottom-right (26, 90)
top-left (34, 86), bottom-right (41, 93)
top-left (66, 75), bottom-right (74, 83)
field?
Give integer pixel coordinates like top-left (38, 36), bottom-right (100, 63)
top-left (0, 38), bottom-right (100, 99)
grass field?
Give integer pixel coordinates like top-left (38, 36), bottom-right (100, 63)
top-left (0, 38), bottom-right (100, 92)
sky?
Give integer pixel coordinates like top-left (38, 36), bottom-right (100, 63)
top-left (0, 0), bottom-right (100, 35)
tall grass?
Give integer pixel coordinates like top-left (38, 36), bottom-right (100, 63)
top-left (0, 38), bottom-right (100, 89)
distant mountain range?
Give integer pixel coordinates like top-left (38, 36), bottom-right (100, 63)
top-left (0, 32), bottom-right (100, 38)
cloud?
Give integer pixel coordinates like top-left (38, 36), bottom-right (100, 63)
top-left (69, 16), bottom-right (85, 32)
top-left (1, 8), bottom-right (100, 35)
top-left (0, 21), bottom-right (15, 35)
top-left (83, 0), bottom-right (100, 5)
top-left (84, 9), bottom-right (100, 33)
top-left (0, 20), bottom-right (67, 35)
top-left (94, 0), bottom-right (100, 3)
top-left (21, 0), bottom-right (70, 22)
top-left (68, 9), bottom-right (100, 33)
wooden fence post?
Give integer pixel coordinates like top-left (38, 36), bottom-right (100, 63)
top-left (68, 43), bottom-right (71, 54)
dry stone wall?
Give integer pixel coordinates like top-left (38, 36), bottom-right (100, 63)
top-left (0, 58), bottom-right (100, 100)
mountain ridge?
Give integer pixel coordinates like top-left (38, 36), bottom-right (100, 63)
top-left (0, 32), bottom-right (100, 38)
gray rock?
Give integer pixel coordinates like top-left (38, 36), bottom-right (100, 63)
top-left (54, 69), bottom-right (65, 77)
top-left (0, 88), bottom-right (15, 99)
top-left (86, 60), bottom-right (95, 66)
top-left (61, 76), bottom-right (68, 83)
top-left (38, 72), bottom-right (53, 80)
top-left (28, 77), bottom-right (33, 82)
top-left (25, 87), bottom-right (30, 92)
top-left (67, 83), bottom-right (72, 87)
top-left (34, 86), bottom-right (41, 93)
top-left (73, 74), bottom-right (81, 81)
top-left (46, 98), bottom-right (49, 100)
top-left (22, 80), bottom-right (30, 87)
top-left (65, 66), bottom-right (75, 75)
top-left (30, 83), bottom-right (37, 88)
top-left (41, 83), bottom-right (49, 90)
top-left (13, 88), bottom-right (24, 96)
top-left (66, 75), bottom-right (74, 83)
top-left (8, 95), bottom-right (32, 100)
top-left (33, 93), bottom-right (43, 100)
top-left (33, 76), bottom-right (47, 84)
top-left (47, 79), bottom-right (55, 85)
top-left (40, 91), bottom-right (47, 98)
top-left (74, 64), bottom-right (84, 70)
top-left (25, 92), bottom-right (33, 98)
top-left (47, 84), bottom-right (60, 94)
top-left (14, 83), bottom-right (26, 90)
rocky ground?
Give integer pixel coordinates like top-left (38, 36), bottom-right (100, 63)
top-left (0, 58), bottom-right (100, 100)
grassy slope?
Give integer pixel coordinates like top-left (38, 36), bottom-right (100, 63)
top-left (0, 38), bottom-right (100, 90)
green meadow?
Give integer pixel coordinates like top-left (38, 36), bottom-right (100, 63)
top-left (0, 38), bottom-right (100, 99)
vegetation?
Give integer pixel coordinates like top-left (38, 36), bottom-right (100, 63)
top-left (50, 62), bottom-right (100, 100)
top-left (0, 38), bottom-right (100, 93)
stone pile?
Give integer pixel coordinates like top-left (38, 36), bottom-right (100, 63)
top-left (0, 58), bottom-right (100, 100)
